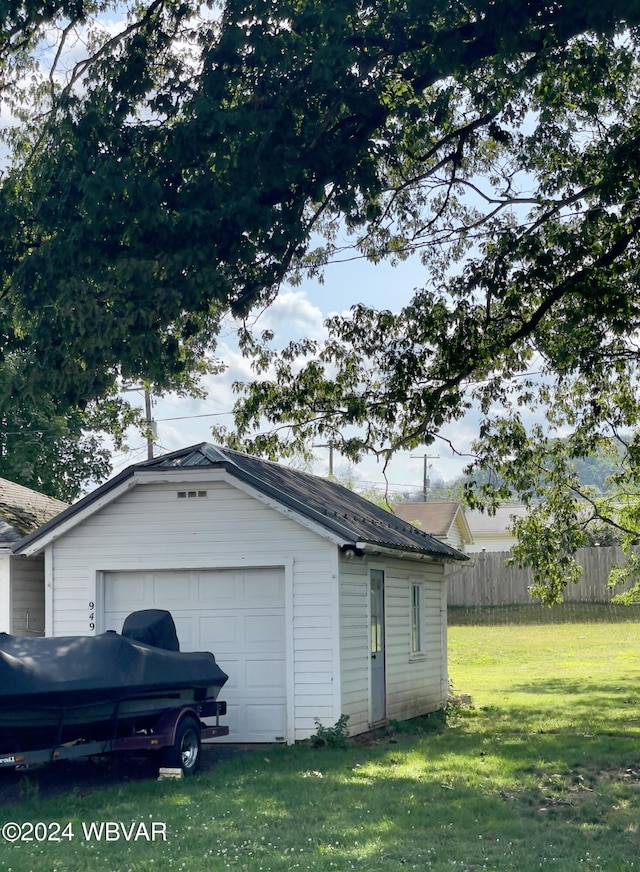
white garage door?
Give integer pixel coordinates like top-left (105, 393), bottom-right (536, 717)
top-left (103, 567), bottom-right (287, 743)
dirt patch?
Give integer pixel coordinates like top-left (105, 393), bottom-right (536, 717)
top-left (598, 765), bottom-right (640, 784)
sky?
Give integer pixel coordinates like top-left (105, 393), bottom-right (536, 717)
top-left (113, 251), bottom-right (482, 498)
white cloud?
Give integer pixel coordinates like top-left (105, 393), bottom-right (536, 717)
top-left (247, 289), bottom-right (327, 345)
top-left (112, 283), bottom-right (485, 491)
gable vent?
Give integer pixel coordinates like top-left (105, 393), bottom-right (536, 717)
top-left (177, 490), bottom-right (208, 499)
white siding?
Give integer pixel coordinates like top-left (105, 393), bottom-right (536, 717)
top-left (466, 533), bottom-right (518, 553)
top-left (445, 523), bottom-right (465, 553)
top-left (0, 553), bottom-right (10, 634)
top-left (338, 554), bottom-right (447, 734)
top-left (384, 559), bottom-right (447, 722)
top-left (48, 479), bottom-right (340, 742)
top-left (10, 555), bottom-right (45, 636)
top-left (338, 559), bottom-right (370, 735)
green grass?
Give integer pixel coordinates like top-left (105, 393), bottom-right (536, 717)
top-left (2, 605), bottom-right (640, 871)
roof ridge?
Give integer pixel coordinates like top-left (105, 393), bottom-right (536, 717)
top-left (14, 442), bottom-right (468, 562)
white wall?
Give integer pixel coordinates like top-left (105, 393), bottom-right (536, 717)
top-left (466, 534), bottom-right (518, 553)
top-left (47, 477), bottom-right (340, 742)
top-left (0, 553), bottom-right (45, 636)
top-left (384, 557), bottom-right (447, 721)
top-left (338, 554), bottom-right (447, 734)
top-left (11, 555), bottom-right (45, 636)
top-left (0, 553), bottom-right (10, 634)
top-left (444, 522), bottom-right (466, 553)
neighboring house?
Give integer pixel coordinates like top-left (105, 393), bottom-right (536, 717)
top-left (465, 505), bottom-right (528, 552)
top-left (393, 501), bottom-right (473, 553)
top-left (15, 443), bottom-right (468, 744)
top-left (0, 478), bottom-right (67, 636)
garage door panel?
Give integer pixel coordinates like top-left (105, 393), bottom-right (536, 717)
top-left (199, 615), bottom-right (240, 645)
top-left (212, 657), bottom-right (238, 689)
top-left (171, 616), bottom-right (195, 647)
top-left (214, 703), bottom-right (240, 738)
top-left (245, 704), bottom-right (286, 737)
top-left (209, 656), bottom-right (287, 692)
top-left (246, 658), bottom-right (286, 689)
top-left (197, 571), bottom-right (237, 602)
top-left (245, 614), bottom-right (284, 644)
top-left (103, 568), bottom-right (286, 743)
top-left (153, 574), bottom-right (188, 602)
top-left (244, 571), bottom-right (284, 603)
top-left (104, 574), bottom-right (147, 611)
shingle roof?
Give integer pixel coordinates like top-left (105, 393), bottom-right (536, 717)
top-left (393, 501), bottom-right (469, 539)
top-left (15, 443), bottom-right (468, 562)
top-left (465, 505), bottom-right (528, 535)
top-left (0, 478), bottom-right (68, 545)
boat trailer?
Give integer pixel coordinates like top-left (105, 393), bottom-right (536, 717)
top-left (0, 699), bottom-right (228, 775)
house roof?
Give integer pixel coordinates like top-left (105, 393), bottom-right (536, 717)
top-left (0, 478), bottom-right (68, 546)
top-left (15, 443), bottom-right (468, 563)
top-left (392, 501), bottom-right (473, 544)
top-left (465, 505), bottom-right (528, 536)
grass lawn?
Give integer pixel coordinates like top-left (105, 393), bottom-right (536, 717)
top-left (2, 604), bottom-right (640, 872)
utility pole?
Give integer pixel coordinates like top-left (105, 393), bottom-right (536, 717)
top-left (123, 386), bottom-right (156, 460)
top-left (410, 453), bottom-right (440, 501)
top-left (144, 390), bottom-right (155, 460)
top-left (314, 443), bottom-right (335, 477)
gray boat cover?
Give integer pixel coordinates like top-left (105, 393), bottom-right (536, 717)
top-left (0, 611), bottom-right (228, 709)
top-left (122, 609), bottom-right (181, 651)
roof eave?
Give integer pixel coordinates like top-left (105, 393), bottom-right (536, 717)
top-left (355, 540), bottom-right (469, 564)
top-left (13, 474), bottom-right (137, 556)
top-left (453, 506), bottom-right (474, 544)
top-left (11, 443), bottom-right (470, 563)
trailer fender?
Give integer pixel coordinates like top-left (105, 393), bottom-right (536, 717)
top-left (152, 706), bottom-right (200, 745)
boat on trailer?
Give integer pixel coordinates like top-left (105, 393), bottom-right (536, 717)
top-left (0, 610), bottom-right (229, 773)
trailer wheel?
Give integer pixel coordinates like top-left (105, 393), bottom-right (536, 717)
top-left (162, 715), bottom-right (201, 775)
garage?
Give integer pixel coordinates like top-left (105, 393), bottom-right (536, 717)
top-left (103, 567), bottom-right (287, 743)
top-left (15, 443), bottom-right (466, 742)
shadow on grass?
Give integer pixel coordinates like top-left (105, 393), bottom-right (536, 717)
top-left (143, 724), bottom-right (640, 870)
top-left (448, 603), bottom-right (640, 626)
top-left (509, 676), bottom-right (640, 701)
top-left (498, 673), bottom-right (640, 738)
top-left (2, 714), bottom-right (640, 872)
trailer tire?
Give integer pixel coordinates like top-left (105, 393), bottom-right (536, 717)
top-left (162, 715), bottom-right (201, 775)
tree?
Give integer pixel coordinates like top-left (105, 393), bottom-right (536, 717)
top-left (4, 2), bottom-right (640, 585)
top-left (465, 385), bottom-right (640, 604)
top-left (0, 349), bottom-right (145, 500)
top-left (0, 396), bottom-right (119, 502)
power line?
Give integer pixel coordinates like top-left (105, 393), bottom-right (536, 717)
top-left (354, 479), bottom-right (457, 490)
top-left (155, 411), bottom-right (231, 422)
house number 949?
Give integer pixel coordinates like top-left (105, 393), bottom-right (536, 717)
top-left (88, 602), bottom-right (95, 631)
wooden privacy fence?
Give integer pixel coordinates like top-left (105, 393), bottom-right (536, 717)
top-left (445, 545), bottom-right (635, 607)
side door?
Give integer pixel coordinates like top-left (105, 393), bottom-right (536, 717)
top-left (370, 569), bottom-right (386, 723)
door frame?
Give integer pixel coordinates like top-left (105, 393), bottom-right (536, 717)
top-left (369, 566), bottom-right (386, 724)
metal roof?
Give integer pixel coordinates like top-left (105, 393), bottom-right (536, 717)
top-left (15, 444), bottom-right (468, 562)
